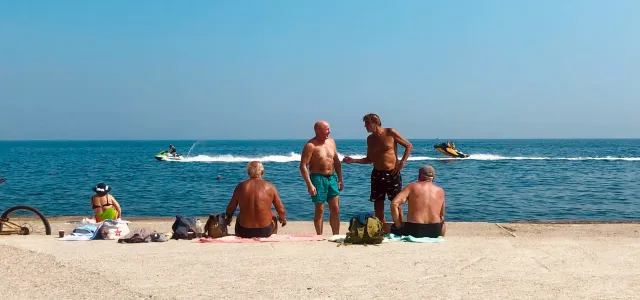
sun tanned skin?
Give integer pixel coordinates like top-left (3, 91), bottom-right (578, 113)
top-left (343, 114), bottom-right (412, 225)
top-left (300, 121), bottom-right (343, 235)
top-left (226, 161), bottom-right (287, 233)
top-left (390, 170), bottom-right (446, 237)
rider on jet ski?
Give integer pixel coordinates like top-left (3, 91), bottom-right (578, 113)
top-left (169, 144), bottom-right (178, 157)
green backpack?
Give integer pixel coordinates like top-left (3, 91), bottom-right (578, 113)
top-left (342, 213), bottom-right (385, 245)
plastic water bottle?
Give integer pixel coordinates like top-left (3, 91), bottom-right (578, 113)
top-left (194, 218), bottom-right (203, 238)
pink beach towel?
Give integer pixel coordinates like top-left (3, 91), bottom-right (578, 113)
top-left (196, 234), bottom-right (326, 243)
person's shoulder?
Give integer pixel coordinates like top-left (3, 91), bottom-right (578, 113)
top-left (264, 180), bottom-right (279, 191)
top-left (235, 179), bottom-right (249, 188)
top-left (304, 138), bottom-right (318, 148)
top-left (386, 127), bottom-right (400, 135)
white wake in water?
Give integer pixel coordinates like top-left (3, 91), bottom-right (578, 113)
top-left (170, 153), bottom-right (640, 163)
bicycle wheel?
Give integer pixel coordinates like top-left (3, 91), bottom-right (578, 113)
top-left (0, 205), bottom-right (52, 235)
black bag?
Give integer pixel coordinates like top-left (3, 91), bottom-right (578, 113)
top-left (171, 215), bottom-right (198, 240)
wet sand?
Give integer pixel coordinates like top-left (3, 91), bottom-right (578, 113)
top-left (1, 218), bottom-right (640, 300)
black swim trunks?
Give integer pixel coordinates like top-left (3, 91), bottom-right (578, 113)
top-left (370, 169), bottom-right (402, 202)
top-left (390, 221), bottom-right (444, 238)
top-left (235, 222), bottom-right (273, 238)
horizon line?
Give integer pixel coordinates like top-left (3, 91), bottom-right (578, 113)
top-left (1, 137), bottom-right (639, 142)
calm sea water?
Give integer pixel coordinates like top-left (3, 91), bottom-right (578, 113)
top-left (1, 139), bottom-right (639, 222)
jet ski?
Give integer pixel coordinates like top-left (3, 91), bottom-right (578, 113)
top-left (154, 151), bottom-right (183, 161)
top-left (433, 142), bottom-right (469, 158)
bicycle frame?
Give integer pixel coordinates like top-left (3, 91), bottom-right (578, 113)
top-left (0, 218), bottom-right (29, 235)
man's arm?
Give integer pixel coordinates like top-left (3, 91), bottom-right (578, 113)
top-left (225, 185), bottom-right (240, 224)
top-left (390, 184), bottom-right (411, 228)
top-left (272, 185), bottom-right (287, 226)
top-left (440, 189), bottom-right (445, 221)
top-left (333, 140), bottom-right (344, 190)
top-left (345, 136), bottom-right (373, 164)
top-left (389, 128), bottom-right (413, 164)
top-left (300, 142), bottom-right (314, 189)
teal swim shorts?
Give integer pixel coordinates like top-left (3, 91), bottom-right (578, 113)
top-left (310, 173), bottom-right (340, 204)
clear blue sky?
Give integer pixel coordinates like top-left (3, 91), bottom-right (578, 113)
top-left (1, 0), bottom-right (639, 140)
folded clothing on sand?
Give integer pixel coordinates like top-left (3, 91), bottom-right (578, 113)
top-left (197, 234), bottom-right (326, 243)
top-left (328, 234), bottom-right (444, 243)
top-left (385, 233), bottom-right (444, 243)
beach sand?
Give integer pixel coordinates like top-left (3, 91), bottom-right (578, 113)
top-left (1, 217), bottom-right (640, 300)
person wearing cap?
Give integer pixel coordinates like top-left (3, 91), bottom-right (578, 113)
top-left (90, 183), bottom-right (122, 222)
top-left (389, 165), bottom-right (446, 238)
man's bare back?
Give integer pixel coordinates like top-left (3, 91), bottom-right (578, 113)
top-left (229, 179), bottom-right (284, 228)
top-left (390, 165), bottom-right (446, 238)
top-left (402, 181), bottom-right (445, 224)
top-left (226, 161), bottom-right (287, 238)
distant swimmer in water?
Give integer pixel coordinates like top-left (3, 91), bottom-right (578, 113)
top-left (0, 178), bottom-right (5, 184)
top-left (169, 144), bottom-right (177, 157)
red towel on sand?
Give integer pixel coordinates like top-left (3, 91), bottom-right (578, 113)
top-left (196, 234), bottom-right (326, 243)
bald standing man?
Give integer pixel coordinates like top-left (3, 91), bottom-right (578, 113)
top-left (300, 120), bottom-right (343, 235)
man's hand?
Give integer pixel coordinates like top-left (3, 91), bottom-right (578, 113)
top-left (280, 216), bottom-right (287, 227)
top-left (0, 178), bottom-right (5, 184)
top-left (225, 214), bottom-right (233, 226)
top-left (391, 161), bottom-right (405, 175)
top-left (307, 184), bottom-right (317, 196)
top-left (338, 181), bottom-right (344, 191)
top-left (342, 156), bottom-right (353, 164)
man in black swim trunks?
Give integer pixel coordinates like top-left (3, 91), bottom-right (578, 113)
top-left (225, 161), bottom-right (287, 238)
top-left (389, 165), bottom-right (446, 238)
top-left (343, 113), bottom-right (413, 226)
top-left (169, 144), bottom-right (177, 157)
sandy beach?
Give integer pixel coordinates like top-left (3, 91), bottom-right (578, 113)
top-left (1, 218), bottom-right (640, 300)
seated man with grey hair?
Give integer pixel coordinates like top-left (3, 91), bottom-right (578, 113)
top-left (225, 161), bottom-right (287, 238)
top-left (389, 165), bottom-right (446, 238)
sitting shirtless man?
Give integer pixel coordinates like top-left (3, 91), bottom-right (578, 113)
top-left (389, 165), bottom-right (446, 238)
top-left (225, 161), bottom-right (287, 238)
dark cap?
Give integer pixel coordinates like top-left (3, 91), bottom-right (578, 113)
top-left (419, 165), bottom-right (435, 178)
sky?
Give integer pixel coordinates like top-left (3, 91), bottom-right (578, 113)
top-left (1, 0), bottom-right (639, 140)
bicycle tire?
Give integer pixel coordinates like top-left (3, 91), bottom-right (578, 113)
top-left (0, 205), bottom-right (52, 235)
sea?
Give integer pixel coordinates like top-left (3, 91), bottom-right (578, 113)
top-left (1, 139), bottom-right (639, 223)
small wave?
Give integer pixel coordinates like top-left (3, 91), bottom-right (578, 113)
top-left (167, 153), bottom-right (640, 163)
